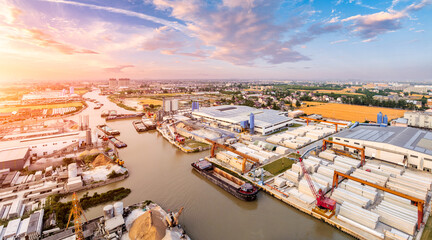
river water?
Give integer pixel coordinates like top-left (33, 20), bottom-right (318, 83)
top-left (67, 91), bottom-right (351, 240)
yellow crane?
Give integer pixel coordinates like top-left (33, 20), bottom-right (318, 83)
top-left (66, 193), bottom-right (88, 240)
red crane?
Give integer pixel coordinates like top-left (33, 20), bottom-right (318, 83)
top-left (172, 123), bottom-right (185, 143)
top-left (298, 156), bottom-right (336, 211)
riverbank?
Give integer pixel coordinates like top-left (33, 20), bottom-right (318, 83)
top-left (42, 200), bottom-right (190, 240)
top-left (157, 127), bottom-right (210, 153)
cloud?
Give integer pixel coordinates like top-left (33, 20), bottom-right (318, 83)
top-left (104, 65), bottom-right (135, 73)
top-left (142, 26), bottom-right (187, 51)
top-left (148, 0), bottom-right (333, 65)
top-left (0, 3), bottom-right (99, 55)
top-left (336, 0), bottom-right (377, 10)
top-left (330, 39), bottom-right (348, 44)
top-left (362, 37), bottom-right (376, 42)
top-left (288, 22), bottom-right (343, 46)
top-left (24, 28), bottom-right (99, 54)
top-left (342, 0), bottom-right (431, 39)
top-left (40, 0), bottom-right (185, 31)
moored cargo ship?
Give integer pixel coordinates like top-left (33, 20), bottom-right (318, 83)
top-left (191, 159), bottom-right (258, 201)
top-left (108, 136), bottom-right (127, 148)
top-left (142, 117), bottom-right (156, 130)
top-left (97, 124), bottom-right (120, 135)
top-left (132, 120), bottom-right (147, 132)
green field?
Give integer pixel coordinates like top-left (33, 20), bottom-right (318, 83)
top-left (184, 139), bottom-right (210, 149)
top-left (421, 216), bottom-right (432, 240)
top-left (263, 157), bottom-right (295, 176)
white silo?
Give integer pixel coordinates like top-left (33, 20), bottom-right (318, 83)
top-left (113, 202), bottom-right (124, 216)
top-left (103, 205), bottom-right (114, 219)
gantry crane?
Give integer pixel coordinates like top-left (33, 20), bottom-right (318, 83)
top-left (206, 138), bottom-right (260, 174)
top-left (298, 156), bottom-right (336, 215)
top-left (322, 139), bottom-right (365, 166)
top-left (332, 170), bottom-right (425, 230)
top-left (300, 117), bottom-right (348, 131)
top-left (66, 192), bottom-right (88, 240)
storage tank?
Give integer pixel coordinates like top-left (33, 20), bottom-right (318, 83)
top-left (172, 99), bottom-right (179, 111)
top-left (164, 100), bottom-right (171, 112)
top-left (377, 112), bottom-right (383, 124)
top-left (86, 129), bottom-right (92, 145)
top-left (113, 202), bottom-right (124, 216)
top-left (103, 205), bottom-right (114, 219)
top-left (250, 113), bottom-right (255, 134)
top-left (68, 163), bottom-right (77, 178)
top-left (191, 101), bottom-right (196, 111)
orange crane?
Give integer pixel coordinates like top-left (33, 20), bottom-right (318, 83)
top-left (206, 138), bottom-right (260, 174)
top-left (66, 192), bottom-right (88, 240)
top-left (332, 171), bottom-right (425, 230)
top-left (300, 117), bottom-right (347, 131)
top-left (322, 139), bottom-right (365, 166)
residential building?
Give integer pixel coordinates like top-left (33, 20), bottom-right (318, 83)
top-left (404, 111), bottom-right (432, 129)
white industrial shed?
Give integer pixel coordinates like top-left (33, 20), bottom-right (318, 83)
top-left (333, 126), bottom-right (432, 172)
top-left (191, 105), bottom-right (293, 135)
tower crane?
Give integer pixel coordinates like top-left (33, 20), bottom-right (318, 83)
top-left (66, 192), bottom-right (88, 240)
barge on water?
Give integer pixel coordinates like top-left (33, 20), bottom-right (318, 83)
top-left (105, 113), bottom-right (145, 121)
top-left (132, 120), bottom-right (147, 132)
top-left (192, 159), bottom-right (258, 201)
top-left (108, 136), bottom-right (127, 148)
top-left (142, 117), bottom-right (156, 130)
top-left (97, 124), bottom-right (120, 135)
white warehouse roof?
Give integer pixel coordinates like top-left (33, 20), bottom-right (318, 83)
top-left (335, 126), bottom-right (432, 155)
top-left (192, 105), bottom-right (292, 128)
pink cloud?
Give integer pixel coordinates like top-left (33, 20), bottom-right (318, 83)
top-left (26, 29), bottom-right (99, 55)
top-left (342, 0), bottom-right (431, 39)
top-left (150, 0), bottom-right (315, 65)
top-left (104, 65), bottom-right (135, 73)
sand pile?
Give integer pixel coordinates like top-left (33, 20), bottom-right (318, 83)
top-left (92, 154), bottom-right (112, 167)
top-left (129, 210), bottom-right (167, 240)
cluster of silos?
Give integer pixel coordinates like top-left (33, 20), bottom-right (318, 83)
top-left (163, 99), bottom-right (179, 112)
top-left (191, 101), bottom-right (200, 111)
top-left (377, 112), bottom-right (388, 127)
top-left (103, 202), bottom-right (124, 220)
top-left (79, 115), bottom-right (89, 130)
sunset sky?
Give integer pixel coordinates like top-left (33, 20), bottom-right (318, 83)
top-left (0, 0), bottom-right (431, 82)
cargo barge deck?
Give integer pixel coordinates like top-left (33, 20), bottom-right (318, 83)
top-left (97, 124), bottom-right (120, 135)
top-left (105, 113), bottom-right (145, 121)
top-left (192, 159), bottom-right (258, 201)
top-left (132, 120), bottom-right (147, 132)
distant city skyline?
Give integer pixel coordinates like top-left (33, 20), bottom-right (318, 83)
top-left (0, 0), bottom-right (431, 82)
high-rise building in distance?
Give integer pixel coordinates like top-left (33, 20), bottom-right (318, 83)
top-left (109, 78), bottom-right (117, 89)
top-left (118, 78), bottom-right (130, 88)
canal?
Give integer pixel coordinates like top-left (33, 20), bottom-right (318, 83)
top-left (68, 91), bottom-right (352, 240)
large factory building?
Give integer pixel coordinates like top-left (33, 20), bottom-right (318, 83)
top-left (333, 126), bottom-right (432, 172)
top-left (191, 105), bottom-right (292, 135)
top-left (0, 147), bottom-right (30, 171)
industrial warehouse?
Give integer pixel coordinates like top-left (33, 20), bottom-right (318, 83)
top-left (333, 126), bottom-right (432, 172)
top-left (191, 105), bottom-right (292, 135)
